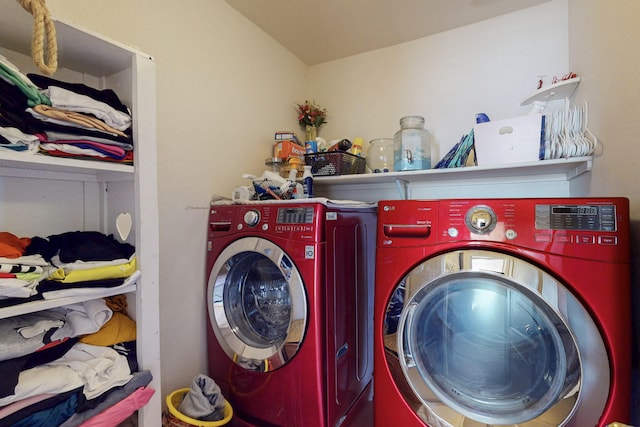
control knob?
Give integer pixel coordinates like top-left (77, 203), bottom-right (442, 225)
top-left (243, 210), bottom-right (260, 227)
top-left (465, 205), bottom-right (497, 235)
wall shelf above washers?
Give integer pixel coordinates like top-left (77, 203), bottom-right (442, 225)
top-left (313, 156), bottom-right (592, 186)
top-left (311, 157), bottom-right (592, 201)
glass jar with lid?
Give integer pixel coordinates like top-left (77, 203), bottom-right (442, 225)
top-left (393, 115), bottom-right (431, 171)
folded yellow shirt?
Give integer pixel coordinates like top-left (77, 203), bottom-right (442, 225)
top-left (80, 311), bottom-right (137, 345)
top-left (50, 257), bottom-right (137, 283)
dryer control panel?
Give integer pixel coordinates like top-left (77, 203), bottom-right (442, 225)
top-left (377, 197), bottom-right (630, 262)
top-left (535, 204), bottom-right (617, 231)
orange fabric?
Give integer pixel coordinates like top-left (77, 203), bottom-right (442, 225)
top-left (33, 104), bottom-right (127, 137)
top-left (0, 232), bottom-right (31, 258)
top-left (105, 295), bottom-right (128, 312)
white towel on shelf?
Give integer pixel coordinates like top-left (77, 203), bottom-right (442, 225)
top-left (46, 86), bottom-right (132, 131)
top-left (51, 299), bottom-right (113, 337)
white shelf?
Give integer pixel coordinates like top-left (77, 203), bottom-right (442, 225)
top-left (0, 151), bottom-right (134, 182)
top-left (0, 271), bottom-right (140, 320)
top-left (0, 2), bottom-right (151, 76)
top-left (314, 156), bottom-right (592, 186)
top-left (521, 77), bottom-right (580, 106)
top-left (313, 157), bottom-right (592, 201)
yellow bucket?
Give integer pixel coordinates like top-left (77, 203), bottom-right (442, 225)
top-left (164, 388), bottom-right (233, 427)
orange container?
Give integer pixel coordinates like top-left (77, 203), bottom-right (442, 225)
top-left (273, 140), bottom-right (305, 159)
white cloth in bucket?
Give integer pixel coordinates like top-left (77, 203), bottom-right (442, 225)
top-left (177, 374), bottom-right (227, 421)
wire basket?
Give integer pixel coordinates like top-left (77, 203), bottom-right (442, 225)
top-left (304, 152), bottom-right (366, 176)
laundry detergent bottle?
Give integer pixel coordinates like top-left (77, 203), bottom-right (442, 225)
top-left (303, 165), bottom-right (313, 198)
top-left (393, 115), bottom-right (431, 171)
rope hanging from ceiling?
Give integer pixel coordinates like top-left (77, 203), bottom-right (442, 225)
top-left (16, 0), bottom-right (58, 75)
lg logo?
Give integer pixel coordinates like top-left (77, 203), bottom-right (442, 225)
top-left (305, 246), bottom-right (315, 259)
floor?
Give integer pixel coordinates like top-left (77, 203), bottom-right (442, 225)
top-left (341, 383), bottom-right (373, 427)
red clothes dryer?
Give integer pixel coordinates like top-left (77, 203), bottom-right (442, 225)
top-left (206, 200), bottom-right (376, 427)
top-left (374, 198), bottom-right (632, 427)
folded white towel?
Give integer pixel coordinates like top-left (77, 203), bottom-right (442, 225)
top-left (47, 86), bottom-right (132, 131)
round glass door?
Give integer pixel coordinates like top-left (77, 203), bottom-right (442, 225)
top-left (208, 237), bottom-right (308, 372)
top-left (384, 249), bottom-right (610, 426)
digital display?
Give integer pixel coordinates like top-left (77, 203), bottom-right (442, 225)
top-left (552, 206), bottom-right (598, 216)
top-left (535, 204), bottom-right (617, 231)
top-left (277, 207), bottom-right (314, 224)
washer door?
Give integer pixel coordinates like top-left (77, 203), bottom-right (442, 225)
top-left (207, 237), bottom-right (308, 372)
top-left (384, 249), bottom-right (610, 426)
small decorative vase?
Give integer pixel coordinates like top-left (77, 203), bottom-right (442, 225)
top-left (305, 125), bottom-right (317, 142)
top-left (304, 125), bottom-right (318, 152)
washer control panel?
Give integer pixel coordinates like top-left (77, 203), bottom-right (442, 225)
top-left (209, 203), bottom-right (321, 240)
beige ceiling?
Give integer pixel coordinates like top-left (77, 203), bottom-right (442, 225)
top-left (226, 0), bottom-right (551, 65)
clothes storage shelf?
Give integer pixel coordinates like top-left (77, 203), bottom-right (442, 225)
top-left (313, 156), bottom-right (592, 201)
top-left (0, 272), bottom-right (139, 319)
top-left (0, 149), bottom-right (134, 181)
top-left (0, 3), bottom-right (161, 426)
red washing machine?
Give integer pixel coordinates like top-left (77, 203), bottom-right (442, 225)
top-left (206, 200), bottom-right (376, 427)
top-left (374, 198), bottom-right (632, 427)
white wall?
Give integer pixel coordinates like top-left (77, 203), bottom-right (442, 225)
top-left (42, 1), bottom-right (638, 418)
top-left (568, 2), bottom-right (640, 418)
top-left (44, 0), bottom-right (571, 402)
top-left (47, 0), bottom-right (307, 398)
top-left (568, 0), bottom-right (640, 203)
top-left (307, 1), bottom-right (569, 162)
